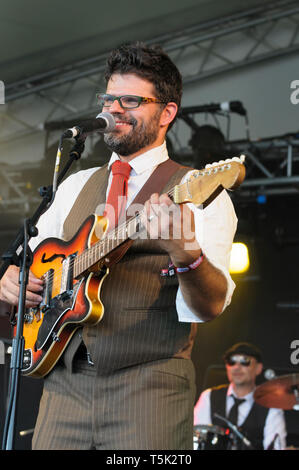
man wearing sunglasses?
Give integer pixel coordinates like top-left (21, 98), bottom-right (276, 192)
top-left (0, 42), bottom-right (237, 450)
top-left (194, 342), bottom-right (287, 449)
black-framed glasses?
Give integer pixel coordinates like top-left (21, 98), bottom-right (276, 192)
top-left (225, 355), bottom-right (252, 367)
top-left (96, 93), bottom-right (166, 109)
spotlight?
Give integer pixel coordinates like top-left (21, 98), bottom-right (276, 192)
top-left (229, 242), bottom-right (250, 274)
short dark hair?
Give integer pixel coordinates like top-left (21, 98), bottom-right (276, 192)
top-left (104, 41), bottom-right (182, 129)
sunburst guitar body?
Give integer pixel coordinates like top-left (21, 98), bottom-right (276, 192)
top-left (19, 214), bottom-right (109, 378)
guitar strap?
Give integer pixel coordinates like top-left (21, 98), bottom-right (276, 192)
top-left (108, 159), bottom-right (191, 265)
top-left (129, 159), bottom-right (189, 206)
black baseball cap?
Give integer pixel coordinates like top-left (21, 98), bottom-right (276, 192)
top-left (223, 342), bottom-right (263, 363)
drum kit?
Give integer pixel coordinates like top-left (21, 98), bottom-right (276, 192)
top-left (194, 424), bottom-right (232, 450)
top-left (194, 373), bottom-right (299, 450)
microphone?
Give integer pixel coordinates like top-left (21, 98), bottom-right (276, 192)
top-left (179, 101), bottom-right (247, 116)
top-left (62, 112), bottom-right (115, 139)
top-left (213, 412), bottom-right (254, 449)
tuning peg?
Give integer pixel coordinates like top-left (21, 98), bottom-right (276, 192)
top-left (230, 155), bottom-right (246, 163)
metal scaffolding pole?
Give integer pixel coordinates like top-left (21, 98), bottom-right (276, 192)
top-left (5, 1), bottom-right (299, 102)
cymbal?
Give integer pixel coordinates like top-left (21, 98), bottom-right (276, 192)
top-left (254, 373), bottom-right (299, 410)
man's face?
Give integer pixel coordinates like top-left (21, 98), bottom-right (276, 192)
top-left (103, 73), bottom-right (164, 158)
top-left (225, 354), bottom-right (263, 389)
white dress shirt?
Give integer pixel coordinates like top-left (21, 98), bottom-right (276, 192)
top-left (194, 383), bottom-right (287, 449)
top-left (30, 141), bottom-right (237, 322)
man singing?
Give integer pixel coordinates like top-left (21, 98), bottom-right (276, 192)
top-left (0, 42), bottom-right (237, 449)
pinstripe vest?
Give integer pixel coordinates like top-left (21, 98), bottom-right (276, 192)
top-left (62, 160), bottom-right (198, 374)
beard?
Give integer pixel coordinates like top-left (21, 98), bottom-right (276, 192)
top-left (104, 110), bottom-right (162, 157)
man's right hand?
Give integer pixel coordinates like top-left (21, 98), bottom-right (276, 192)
top-left (0, 265), bottom-right (44, 308)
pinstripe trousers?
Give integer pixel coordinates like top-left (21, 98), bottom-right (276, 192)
top-left (32, 358), bottom-right (196, 450)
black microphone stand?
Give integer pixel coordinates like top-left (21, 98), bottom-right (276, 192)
top-left (1, 136), bottom-right (86, 450)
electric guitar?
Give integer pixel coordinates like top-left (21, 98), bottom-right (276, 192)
top-left (16, 157), bottom-right (246, 377)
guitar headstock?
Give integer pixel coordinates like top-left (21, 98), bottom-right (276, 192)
top-left (173, 155), bottom-right (246, 207)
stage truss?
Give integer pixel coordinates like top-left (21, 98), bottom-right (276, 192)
top-left (0, 0), bottom-right (299, 218)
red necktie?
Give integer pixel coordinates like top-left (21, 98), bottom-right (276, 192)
top-left (104, 160), bottom-right (131, 230)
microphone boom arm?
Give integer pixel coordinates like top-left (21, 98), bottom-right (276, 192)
top-left (214, 412), bottom-right (254, 449)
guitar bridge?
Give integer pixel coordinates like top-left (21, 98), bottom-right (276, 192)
top-left (34, 278), bottom-right (83, 351)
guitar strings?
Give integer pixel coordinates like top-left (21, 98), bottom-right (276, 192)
top-left (66, 174), bottom-right (203, 276)
top-left (38, 166), bottom-right (210, 292)
top-left (30, 162), bottom-right (240, 302)
top-left (36, 184), bottom-right (181, 294)
top-left (38, 167), bottom-right (214, 292)
top-left (35, 160), bottom-right (237, 295)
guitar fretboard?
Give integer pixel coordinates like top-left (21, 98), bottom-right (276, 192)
top-left (73, 212), bottom-right (143, 277)
top-left (71, 158), bottom-right (245, 278)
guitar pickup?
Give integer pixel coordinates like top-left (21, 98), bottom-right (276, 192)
top-left (61, 252), bottom-right (77, 293)
top-left (40, 268), bottom-right (54, 312)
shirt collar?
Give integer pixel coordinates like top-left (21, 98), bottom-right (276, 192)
top-left (108, 141), bottom-right (169, 175)
top-left (227, 383), bottom-right (255, 401)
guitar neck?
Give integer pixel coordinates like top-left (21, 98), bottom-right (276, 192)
top-left (73, 157), bottom-right (245, 278)
top-left (73, 183), bottom-right (177, 278)
top-left (73, 212), bottom-right (143, 278)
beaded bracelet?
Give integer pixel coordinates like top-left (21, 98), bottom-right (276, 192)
top-left (173, 252), bottom-right (205, 274)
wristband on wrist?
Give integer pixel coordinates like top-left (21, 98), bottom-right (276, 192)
top-left (172, 251), bottom-right (205, 274)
